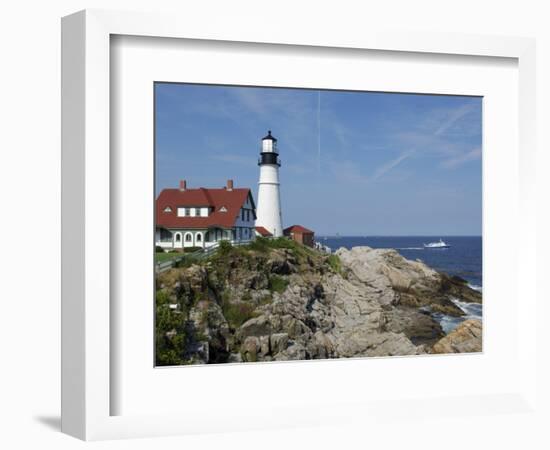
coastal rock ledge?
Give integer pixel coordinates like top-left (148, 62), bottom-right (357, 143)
top-left (155, 241), bottom-right (482, 365)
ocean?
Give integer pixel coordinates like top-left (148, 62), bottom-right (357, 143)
top-left (319, 236), bottom-right (483, 333)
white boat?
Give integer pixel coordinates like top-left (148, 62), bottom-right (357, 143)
top-left (423, 239), bottom-right (450, 249)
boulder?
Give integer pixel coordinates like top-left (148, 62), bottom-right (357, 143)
top-left (383, 307), bottom-right (444, 346)
top-left (227, 352), bottom-right (243, 363)
top-left (270, 333), bottom-right (289, 354)
top-left (431, 319), bottom-right (482, 354)
top-left (237, 315), bottom-right (272, 338)
top-left (241, 336), bottom-right (260, 362)
top-left (259, 335), bottom-right (270, 356)
top-left (275, 343), bottom-right (307, 361)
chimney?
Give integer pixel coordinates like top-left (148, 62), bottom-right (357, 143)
top-left (226, 179), bottom-right (234, 191)
top-left (179, 180), bottom-right (187, 191)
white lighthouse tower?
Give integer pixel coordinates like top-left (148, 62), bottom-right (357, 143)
top-left (255, 130), bottom-right (283, 237)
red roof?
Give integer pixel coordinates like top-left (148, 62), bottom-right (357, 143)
top-left (284, 225), bottom-right (314, 234)
top-left (156, 187), bottom-right (254, 229)
top-left (255, 226), bottom-right (273, 237)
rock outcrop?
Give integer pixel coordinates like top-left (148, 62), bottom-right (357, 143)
top-left (155, 240), bottom-right (482, 365)
top-left (430, 319), bottom-right (482, 354)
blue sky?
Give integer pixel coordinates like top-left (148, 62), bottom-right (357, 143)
top-left (155, 83), bottom-right (482, 236)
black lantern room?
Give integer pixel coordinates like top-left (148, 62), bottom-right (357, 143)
top-left (258, 130), bottom-right (281, 166)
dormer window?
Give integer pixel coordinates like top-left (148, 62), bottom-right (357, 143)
top-left (176, 207), bottom-right (192, 217)
top-left (163, 206), bottom-right (172, 213)
top-left (219, 206), bottom-right (227, 213)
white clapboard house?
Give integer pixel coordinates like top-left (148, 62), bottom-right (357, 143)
top-left (156, 179), bottom-right (257, 250)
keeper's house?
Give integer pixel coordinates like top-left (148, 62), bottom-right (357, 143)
top-left (156, 179), bottom-right (257, 250)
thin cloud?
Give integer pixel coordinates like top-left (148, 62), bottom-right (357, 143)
top-left (327, 149), bottom-right (414, 185)
top-left (441, 147), bottom-right (481, 169)
top-left (210, 153), bottom-right (254, 166)
top-left (330, 159), bottom-right (370, 185)
top-left (229, 88), bottom-right (318, 156)
top-left (286, 163), bottom-right (312, 175)
top-left (230, 88), bottom-right (268, 117)
top-left (372, 150), bottom-right (414, 181)
top-left (434, 103), bottom-right (477, 136)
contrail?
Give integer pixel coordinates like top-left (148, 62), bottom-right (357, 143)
top-left (318, 90), bottom-right (321, 174)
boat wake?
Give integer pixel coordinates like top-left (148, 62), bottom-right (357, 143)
top-left (396, 247), bottom-right (424, 250)
top-left (423, 238), bottom-right (450, 249)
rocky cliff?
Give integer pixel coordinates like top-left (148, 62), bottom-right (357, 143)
top-left (155, 239), bottom-right (482, 365)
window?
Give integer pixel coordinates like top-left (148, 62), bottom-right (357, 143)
top-left (196, 233), bottom-right (202, 242)
top-left (185, 208), bottom-right (191, 216)
top-left (159, 228), bottom-right (173, 242)
top-left (246, 210), bottom-right (250, 221)
top-left (185, 233), bottom-right (192, 242)
top-left (163, 206), bottom-right (172, 213)
top-left (220, 206), bottom-right (227, 213)
top-left (195, 208), bottom-right (200, 216)
top-left (241, 209), bottom-right (245, 221)
top-left (175, 233), bottom-right (181, 242)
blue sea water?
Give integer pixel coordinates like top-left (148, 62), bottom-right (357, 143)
top-left (319, 236), bottom-right (483, 333)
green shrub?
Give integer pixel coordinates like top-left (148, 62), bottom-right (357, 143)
top-left (218, 239), bottom-right (233, 256)
top-left (155, 290), bottom-right (187, 366)
top-left (269, 275), bottom-right (289, 294)
top-left (156, 289), bottom-right (171, 305)
top-left (155, 245), bottom-right (164, 253)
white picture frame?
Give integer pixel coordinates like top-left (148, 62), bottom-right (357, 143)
top-left (61, 9), bottom-right (538, 441)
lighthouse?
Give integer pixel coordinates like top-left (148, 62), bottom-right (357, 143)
top-left (255, 130), bottom-right (283, 237)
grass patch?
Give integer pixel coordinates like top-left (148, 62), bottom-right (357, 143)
top-left (173, 255), bottom-right (201, 269)
top-left (155, 252), bottom-right (181, 263)
top-left (183, 246), bottom-right (203, 254)
top-left (258, 294), bottom-right (273, 305)
top-left (245, 237), bottom-right (317, 262)
top-left (246, 237), bottom-right (271, 253)
top-left (327, 254), bottom-right (342, 274)
top-left (222, 301), bottom-right (257, 329)
top-left (269, 275), bottom-right (289, 294)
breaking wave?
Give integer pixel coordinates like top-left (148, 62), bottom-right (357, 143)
top-left (468, 284), bottom-right (482, 292)
top-left (431, 297), bottom-right (483, 334)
